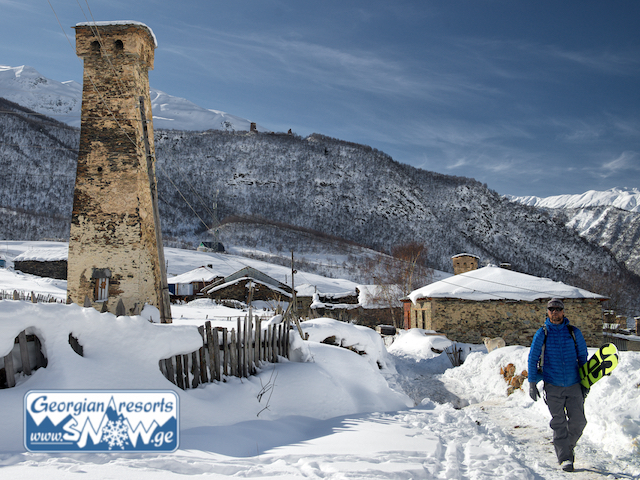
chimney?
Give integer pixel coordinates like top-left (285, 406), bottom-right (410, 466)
top-left (451, 254), bottom-right (479, 275)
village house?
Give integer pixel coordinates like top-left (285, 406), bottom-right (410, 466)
top-left (296, 284), bottom-right (404, 328)
top-left (201, 266), bottom-right (292, 306)
top-left (403, 256), bottom-right (607, 347)
top-left (167, 265), bottom-right (223, 300)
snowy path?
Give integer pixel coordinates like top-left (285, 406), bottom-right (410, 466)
top-left (4, 398), bottom-right (633, 479)
top-left (1, 380), bottom-right (638, 479)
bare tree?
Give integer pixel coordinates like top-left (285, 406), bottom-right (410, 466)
top-left (362, 242), bottom-right (433, 327)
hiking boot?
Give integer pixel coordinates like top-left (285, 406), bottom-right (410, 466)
top-left (560, 460), bottom-right (574, 472)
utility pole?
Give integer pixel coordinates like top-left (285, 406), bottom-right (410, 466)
top-left (291, 250), bottom-right (297, 313)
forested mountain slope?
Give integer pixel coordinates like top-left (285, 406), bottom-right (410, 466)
top-left (152, 130), bottom-right (625, 283)
top-left (0, 99), bottom-right (637, 308)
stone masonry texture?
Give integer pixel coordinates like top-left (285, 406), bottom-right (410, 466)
top-left (67, 23), bottom-right (171, 321)
top-left (408, 297), bottom-right (604, 347)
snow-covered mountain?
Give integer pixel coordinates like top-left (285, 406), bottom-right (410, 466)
top-left (0, 65), bottom-right (267, 132)
top-left (509, 187), bottom-right (640, 283)
top-left (2, 66), bottom-right (640, 314)
top-left (509, 187), bottom-right (640, 213)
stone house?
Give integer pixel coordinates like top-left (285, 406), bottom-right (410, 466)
top-left (403, 263), bottom-right (606, 347)
top-left (296, 284), bottom-right (403, 328)
top-left (201, 266), bottom-right (292, 305)
top-left (13, 247), bottom-right (69, 280)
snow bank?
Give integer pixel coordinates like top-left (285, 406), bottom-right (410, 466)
top-left (299, 317), bottom-right (396, 372)
top-left (440, 345), bottom-right (640, 458)
top-left (0, 303), bottom-right (411, 453)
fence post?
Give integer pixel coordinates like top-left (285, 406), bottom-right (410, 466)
top-left (34, 335), bottom-right (47, 368)
top-left (182, 354), bottom-right (190, 388)
top-left (212, 327), bottom-right (221, 381)
top-left (197, 326), bottom-right (209, 384)
top-left (236, 318), bottom-right (243, 378)
top-left (18, 331), bottom-right (31, 376)
top-left (205, 321), bottom-right (216, 382)
top-left (244, 316), bottom-right (250, 378)
top-left (3, 350), bottom-right (15, 388)
top-left (267, 325), bottom-right (273, 363)
top-left (175, 355), bottom-right (185, 390)
top-left (222, 328), bottom-right (229, 377)
top-left (230, 329), bottom-right (238, 377)
top-left (191, 350), bottom-right (200, 388)
top-left (253, 318), bottom-right (262, 368)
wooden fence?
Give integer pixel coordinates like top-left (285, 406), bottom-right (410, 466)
top-left (160, 318), bottom-right (291, 389)
top-left (0, 291), bottom-right (296, 390)
top-left (1, 330), bottom-right (48, 388)
top-left (0, 289), bottom-right (65, 304)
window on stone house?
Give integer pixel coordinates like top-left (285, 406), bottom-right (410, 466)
top-left (114, 39), bottom-right (124, 51)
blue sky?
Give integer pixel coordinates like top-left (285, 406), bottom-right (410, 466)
top-left (2, 1), bottom-right (639, 197)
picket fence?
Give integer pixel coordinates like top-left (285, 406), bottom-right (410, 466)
top-left (1, 292), bottom-right (295, 390)
top-left (0, 289), bottom-right (65, 304)
top-left (159, 317), bottom-right (291, 390)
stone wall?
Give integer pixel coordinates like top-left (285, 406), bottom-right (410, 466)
top-left (409, 297), bottom-right (604, 347)
top-left (14, 260), bottom-right (68, 280)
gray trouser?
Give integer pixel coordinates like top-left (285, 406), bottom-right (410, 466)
top-left (544, 382), bottom-right (587, 463)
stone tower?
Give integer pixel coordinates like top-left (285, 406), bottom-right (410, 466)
top-left (67, 21), bottom-right (171, 322)
top-left (451, 253), bottom-right (479, 275)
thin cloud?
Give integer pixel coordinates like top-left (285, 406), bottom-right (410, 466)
top-left (600, 151), bottom-right (640, 177)
top-left (160, 25), bottom-right (502, 106)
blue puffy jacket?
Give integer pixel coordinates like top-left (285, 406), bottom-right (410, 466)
top-left (528, 317), bottom-right (588, 387)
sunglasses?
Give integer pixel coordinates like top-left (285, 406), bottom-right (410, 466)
top-left (548, 307), bottom-right (563, 312)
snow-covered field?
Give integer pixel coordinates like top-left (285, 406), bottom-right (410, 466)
top-left (1, 243), bottom-right (639, 479)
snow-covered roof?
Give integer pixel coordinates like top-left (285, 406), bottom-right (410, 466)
top-left (451, 253), bottom-right (479, 259)
top-left (408, 265), bottom-right (606, 303)
top-left (207, 277), bottom-right (292, 298)
top-left (75, 21), bottom-right (158, 47)
top-left (13, 247), bottom-right (68, 262)
top-left (167, 266), bottom-right (219, 285)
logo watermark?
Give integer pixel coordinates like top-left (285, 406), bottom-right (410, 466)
top-left (24, 390), bottom-right (179, 452)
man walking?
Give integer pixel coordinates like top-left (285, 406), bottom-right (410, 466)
top-left (528, 298), bottom-right (589, 472)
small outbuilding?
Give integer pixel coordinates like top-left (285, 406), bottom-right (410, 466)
top-left (197, 242), bottom-right (225, 253)
top-left (201, 266), bottom-right (292, 305)
top-left (13, 247), bottom-right (69, 280)
top-left (167, 265), bottom-right (223, 299)
top-left (404, 264), bottom-right (607, 347)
